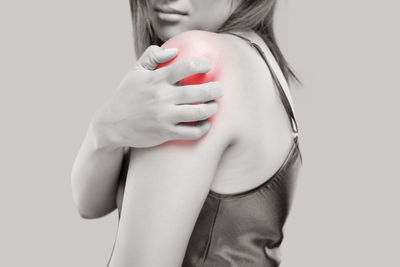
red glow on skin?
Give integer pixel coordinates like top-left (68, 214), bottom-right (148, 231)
top-left (155, 31), bottom-right (225, 126)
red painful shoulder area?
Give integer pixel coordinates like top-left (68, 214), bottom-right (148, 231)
top-left (159, 30), bottom-right (241, 86)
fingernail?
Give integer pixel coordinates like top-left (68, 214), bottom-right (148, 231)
top-left (164, 47), bottom-right (179, 53)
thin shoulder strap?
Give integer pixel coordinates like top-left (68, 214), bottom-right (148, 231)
top-left (224, 32), bottom-right (299, 141)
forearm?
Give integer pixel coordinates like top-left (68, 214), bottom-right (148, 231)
top-left (71, 119), bottom-right (126, 219)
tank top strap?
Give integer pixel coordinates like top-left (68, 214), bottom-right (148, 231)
top-left (224, 32), bottom-right (299, 142)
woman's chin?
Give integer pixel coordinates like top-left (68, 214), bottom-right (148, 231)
top-left (156, 28), bottom-right (186, 42)
top-left (154, 22), bottom-right (201, 42)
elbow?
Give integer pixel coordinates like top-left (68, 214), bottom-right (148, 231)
top-left (71, 193), bottom-right (103, 220)
top-left (77, 207), bottom-right (103, 220)
top-left (71, 179), bottom-right (111, 220)
top-left (70, 176), bottom-right (95, 219)
top-left (70, 169), bottom-right (116, 219)
top-left (72, 195), bottom-right (110, 219)
top-left (71, 189), bottom-right (116, 219)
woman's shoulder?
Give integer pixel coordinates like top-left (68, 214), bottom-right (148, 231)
top-left (165, 30), bottom-right (274, 93)
top-left (160, 30), bottom-right (296, 194)
top-left (170, 30), bottom-right (294, 140)
top-left (162, 29), bottom-right (292, 138)
top-left (162, 29), bottom-right (257, 63)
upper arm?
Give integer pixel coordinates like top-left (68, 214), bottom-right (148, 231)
top-left (110, 30), bottom-right (244, 267)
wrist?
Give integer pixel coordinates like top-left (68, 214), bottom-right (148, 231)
top-left (88, 111), bottom-right (121, 152)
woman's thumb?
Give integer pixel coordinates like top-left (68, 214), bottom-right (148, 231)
top-left (136, 46), bottom-right (179, 70)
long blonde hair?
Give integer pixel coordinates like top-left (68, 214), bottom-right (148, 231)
top-left (129, 0), bottom-right (300, 84)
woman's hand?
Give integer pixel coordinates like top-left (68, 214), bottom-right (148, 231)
top-left (91, 45), bottom-right (225, 149)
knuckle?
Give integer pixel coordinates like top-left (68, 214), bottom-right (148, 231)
top-left (202, 85), bottom-right (211, 101)
top-left (180, 88), bottom-right (189, 100)
top-left (147, 45), bottom-right (159, 57)
top-left (161, 123), bottom-right (174, 140)
top-left (148, 56), bottom-right (158, 67)
top-left (144, 45), bottom-right (157, 58)
top-left (197, 104), bottom-right (207, 119)
top-left (148, 45), bottom-right (159, 53)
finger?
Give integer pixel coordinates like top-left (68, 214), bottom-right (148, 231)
top-left (173, 81), bottom-right (225, 104)
top-left (169, 119), bottom-right (212, 140)
top-left (159, 56), bottom-right (212, 85)
top-left (135, 45), bottom-right (179, 71)
top-left (169, 101), bottom-right (219, 123)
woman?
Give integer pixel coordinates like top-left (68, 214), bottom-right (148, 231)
top-left (71, 0), bottom-right (302, 266)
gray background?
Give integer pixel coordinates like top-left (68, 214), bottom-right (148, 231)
top-left (1, 0), bottom-right (399, 266)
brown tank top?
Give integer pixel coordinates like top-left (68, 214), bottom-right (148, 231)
top-left (108, 32), bottom-right (302, 267)
top-left (181, 32), bottom-right (302, 267)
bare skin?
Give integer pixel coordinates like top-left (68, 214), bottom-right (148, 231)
top-left (71, 0), bottom-right (247, 220)
top-left (71, 44), bottom-right (224, 219)
top-left (109, 28), bottom-right (296, 266)
top-left (116, 29), bottom-right (295, 211)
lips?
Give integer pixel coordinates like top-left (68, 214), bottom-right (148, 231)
top-left (155, 6), bottom-right (188, 15)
